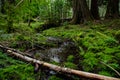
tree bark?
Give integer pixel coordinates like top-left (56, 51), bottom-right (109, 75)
top-left (91, 0), bottom-right (100, 20)
top-left (0, 45), bottom-right (120, 80)
top-left (105, 0), bottom-right (119, 19)
top-left (1, 0), bottom-right (5, 14)
top-left (79, 0), bottom-right (93, 22)
top-left (71, 0), bottom-right (92, 24)
top-left (70, 0), bottom-right (82, 24)
top-left (6, 0), bottom-right (15, 33)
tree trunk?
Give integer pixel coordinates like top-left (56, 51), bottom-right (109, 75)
top-left (105, 0), bottom-right (119, 19)
top-left (71, 0), bottom-right (92, 24)
top-left (70, 0), bottom-right (82, 24)
top-left (79, 0), bottom-right (93, 22)
top-left (1, 0), bottom-right (5, 14)
top-left (6, 0), bottom-right (15, 33)
top-left (28, 0), bottom-right (32, 27)
top-left (0, 45), bottom-right (120, 80)
top-left (91, 0), bottom-right (100, 20)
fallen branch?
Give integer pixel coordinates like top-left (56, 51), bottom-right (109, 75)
top-left (0, 44), bottom-right (31, 57)
top-left (0, 45), bottom-right (120, 80)
top-left (101, 61), bottom-right (120, 77)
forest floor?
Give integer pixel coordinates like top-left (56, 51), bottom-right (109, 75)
top-left (0, 19), bottom-right (120, 80)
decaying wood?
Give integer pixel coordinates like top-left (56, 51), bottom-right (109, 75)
top-left (0, 45), bottom-right (120, 80)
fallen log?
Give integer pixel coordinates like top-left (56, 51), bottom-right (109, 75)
top-left (0, 45), bottom-right (120, 80)
top-left (0, 44), bottom-right (31, 57)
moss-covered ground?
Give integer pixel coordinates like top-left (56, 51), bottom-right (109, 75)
top-left (0, 20), bottom-right (120, 79)
top-left (0, 51), bottom-right (36, 80)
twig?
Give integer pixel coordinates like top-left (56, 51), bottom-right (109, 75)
top-left (15, 0), bottom-right (24, 9)
top-left (100, 61), bottom-right (120, 77)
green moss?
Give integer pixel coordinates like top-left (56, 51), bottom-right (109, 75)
top-left (0, 64), bottom-right (34, 80)
top-left (49, 76), bottom-right (62, 80)
top-left (0, 52), bottom-right (24, 67)
top-left (67, 55), bottom-right (74, 62)
top-left (42, 25), bottom-right (82, 39)
top-left (1, 20), bottom-right (120, 78)
top-left (99, 71), bottom-right (113, 77)
top-left (0, 52), bottom-right (35, 80)
top-left (64, 62), bottom-right (77, 69)
top-left (104, 47), bottom-right (120, 54)
top-left (115, 30), bottom-right (120, 42)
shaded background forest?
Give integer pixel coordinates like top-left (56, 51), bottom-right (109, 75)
top-left (0, 0), bottom-right (119, 32)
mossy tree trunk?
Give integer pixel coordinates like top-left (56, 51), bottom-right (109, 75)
top-left (105, 0), bottom-right (119, 19)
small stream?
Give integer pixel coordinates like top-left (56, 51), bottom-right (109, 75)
top-left (0, 33), bottom-right (79, 79)
top-left (28, 37), bottom-right (78, 63)
top-left (0, 33), bottom-right (80, 80)
top-left (27, 37), bottom-right (78, 80)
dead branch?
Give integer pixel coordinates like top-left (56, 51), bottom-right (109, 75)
top-left (0, 44), bottom-right (31, 57)
top-left (101, 61), bottom-right (120, 77)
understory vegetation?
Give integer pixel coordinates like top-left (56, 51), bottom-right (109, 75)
top-left (0, 20), bottom-right (120, 79)
top-left (0, 52), bottom-right (35, 80)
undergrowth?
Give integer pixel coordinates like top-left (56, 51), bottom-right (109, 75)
top-left (42, 22), bottom-right (120, 77)
top-left (0, 52), bottom-right (35, 80)
top-left (0, 20), bottom-right (120, 78)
